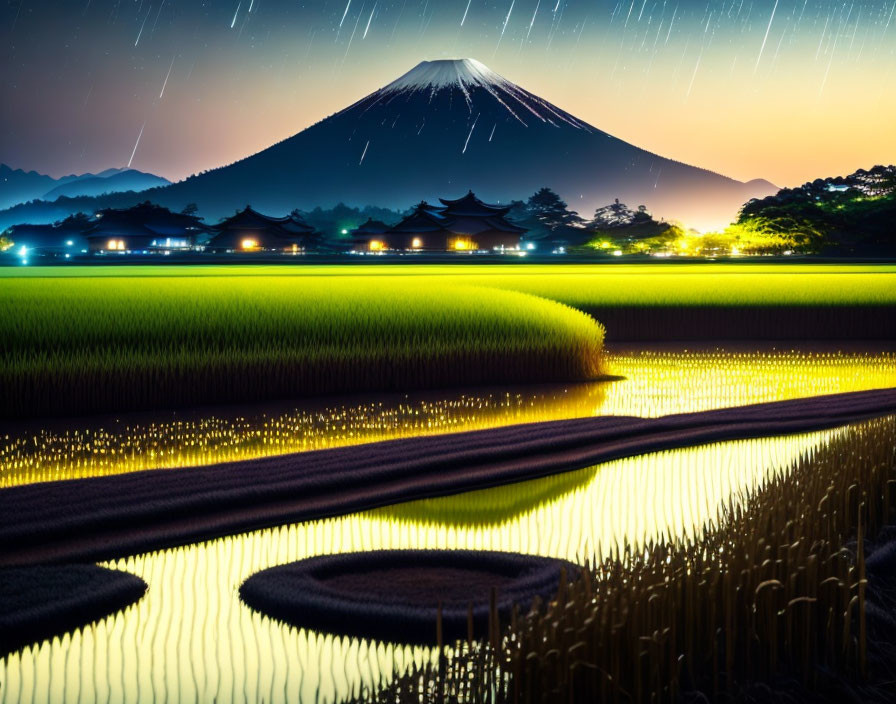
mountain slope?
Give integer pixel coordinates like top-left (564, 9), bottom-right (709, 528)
top-left (1, 59), bottom-right (774, 230)
top-left (0, 165), bottom-right (170, 211)
top-left (41, 170), bottom-right (170, 200)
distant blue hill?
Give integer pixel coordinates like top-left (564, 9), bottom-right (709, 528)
top-left (0, 164), bottom-right (170, 211)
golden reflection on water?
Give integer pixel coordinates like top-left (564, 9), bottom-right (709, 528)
top-left (0, 429), bottom-right (846, 704)
top-left (2, 348), bottom-right (894, 487)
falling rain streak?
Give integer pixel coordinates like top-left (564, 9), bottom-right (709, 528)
top-left (159, 55), bottom-right (175, 99)
top-left (127, 122), bottom-right (146, 168)
top-left (462, 112), bottom-right (479, 153)
top-left (6, 0), bottom-right (896, 189)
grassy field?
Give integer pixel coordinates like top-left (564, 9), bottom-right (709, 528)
top-left (0, 275), bottom-right (605, 417)
top-left (2, 263), bottom-right (894, 416)
top-left (4, 263), bottom-right (896, 306)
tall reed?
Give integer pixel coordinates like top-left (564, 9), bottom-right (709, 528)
top-left (0, 276), bottom-right (605, 417)
top-left (352, 414), bottom-right (896, 703)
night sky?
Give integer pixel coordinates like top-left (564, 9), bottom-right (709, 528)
top-left (3, 0), bottom-right (894, 187)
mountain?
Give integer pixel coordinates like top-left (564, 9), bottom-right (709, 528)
top-left (0, 59), bottom-right (774, 230)
top-left (0, 164), bottom-right (170, 210)
top-left (41, 169), bottom-right (170, 200)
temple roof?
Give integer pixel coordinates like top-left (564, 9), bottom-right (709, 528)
top-left (212, 206), bottom-right (296, 232)
top-left (351, 218), bottom-right (392, 235)
top-left (366, 192), bottom-right (527, 241)
top-left (93, 202), bottom-right (205, 229)
top-left (384, 206), bottom-right (449, 234)
top-left (445, 215), bottom-right (527, 236)
top-left (438, 190), bottom-right (510, 217)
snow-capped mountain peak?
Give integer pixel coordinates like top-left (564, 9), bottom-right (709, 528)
top-left (382, 58), bottom-right (507, 94)
top-left (373, 57), bottom-right (589, 131)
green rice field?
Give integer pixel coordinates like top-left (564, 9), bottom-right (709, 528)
top-left (2, 263), bottom-right (894, 417)
top-left (3, 262), bottom-right (896, 703)
top-left (0, 275), bottom-right (606, 417)
top-left (4, 263), bottom-right (896, 306)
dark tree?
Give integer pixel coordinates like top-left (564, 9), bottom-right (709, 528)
top-left (525, 188), bottom-right (585, 234)
top-left (590, 199), bottom-right (653, 229)
top-left (181, 203), bottom-right (199, 217)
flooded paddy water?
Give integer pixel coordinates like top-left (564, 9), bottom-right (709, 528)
top-left (3, 346), bottom-right (894, 487)
top-left (1, 345), bottom-right (895, 703)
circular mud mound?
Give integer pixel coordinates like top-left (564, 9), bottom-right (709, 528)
top-left (0, 564), bottom-right (147, 656)
top-left (240, 550), bottom-right (579, 645)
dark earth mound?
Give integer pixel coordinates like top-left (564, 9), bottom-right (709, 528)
top-left (240, 550), bottom-right (578, 645)
top-left (2, 388), bottom-right (895, 566)
top-left (0, 564), bottom-right (146, 657)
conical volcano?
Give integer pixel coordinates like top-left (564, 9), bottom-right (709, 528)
top-left (37, 59), bottom-right (778, 229)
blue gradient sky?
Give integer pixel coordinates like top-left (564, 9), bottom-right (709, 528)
top-left (3, 0), bottom-right (894, 186)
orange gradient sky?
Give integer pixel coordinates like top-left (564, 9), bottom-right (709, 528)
top-left (3, 1), bottom-right (895, 189)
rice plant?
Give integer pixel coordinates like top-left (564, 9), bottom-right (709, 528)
top-left (0, 431), bottom-right (840, 704)
top-left (0, 276), bottom-right (606, 417)
top-left (3, 346), bottom-right (893, 488)
top-left (352, 414), bottom-right (896, 703)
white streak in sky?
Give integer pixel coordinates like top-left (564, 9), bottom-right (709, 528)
top-left (815, 15), bottom-right (829, 60)
top-left (341, 7), bottom-right (363, 64)
top-left (359, 140), bottom-right (369, 165)
top-left (248, 0), bottom-right (254, 12)
top-left (886, 1), bottom-right (896, 32)
top-left (526, 0), bottom-right (541, 39)
top-left (462, 113), bottom-right (480, 154)
top-left (461, 0), bottom-right (471, 26)
top-left (753, 0), bottom-right (778, 73)
top-left (363, 4), bottom-right (375, 38)
top-left (135, 6), bottom-right (150, 46)
top-left (493, 0), bottom-right (515, 54)
top-left (820, 3), bottom-right (850, 96)
top-left (159, 55), bottom-right (175, 98)
top-left (687, 47), bottom-right (703, 97)
top-left (489, 123), bottom-right (496, 141)
top-left (231, 2), bottom-right (241, 28)
top-left (665, 5), bottom-right (677, 44)
top-left (128, 121), bottom-right (146, 168)
top-left (339, 0), bottom-right (351, 27)
top-left (501, 1), bottom-right (515, 38)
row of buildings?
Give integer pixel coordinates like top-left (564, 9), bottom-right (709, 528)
top-left (4, 191), bottom-right (529, 256)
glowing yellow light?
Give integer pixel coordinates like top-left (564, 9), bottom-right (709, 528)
top-left (368, 240), bottom-right (384, 251)
top-left (411, 238), bottom-right (423, 249)
top-left (451, 238), bottom-right (475, 251)
top-left (241, 239), bottom-right (258, 250)
top-left (106, 239), bottom-right (125, 251)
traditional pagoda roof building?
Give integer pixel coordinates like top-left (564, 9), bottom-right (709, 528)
top-left (349, 218), bottom-right (391, 250)
top-left (85, 202), bottom-right (206, 253)
top-left (438, 191), bottom-right (512, 217)
top-left (357, 191), bottom-right (526, 252)
top-left (351, 218), bottom-right (391, 236)
top-left (205, 206), bottom-right (317, 252)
